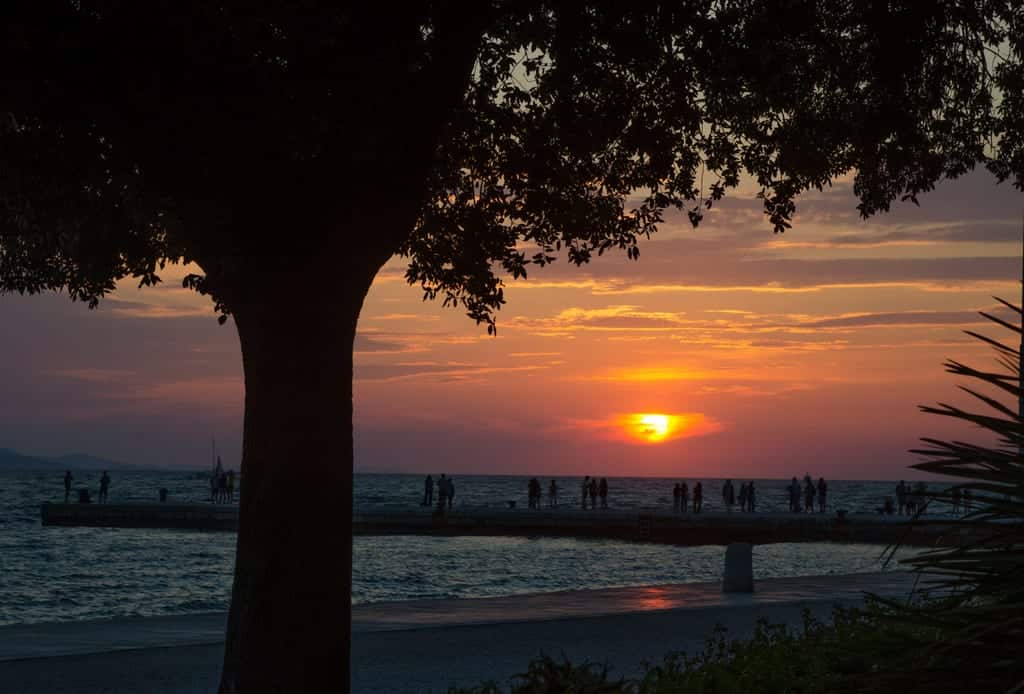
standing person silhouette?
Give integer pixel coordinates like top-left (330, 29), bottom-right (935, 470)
top-left (895, 480), bottom-right (907, 515)
top-left (549, 479), bottom-right (558, 508)
top-left (423, 474), bottom-right (434, 507)
top-left (63, 470), bottom-right (73, 503)
top-left (581, 476), bottom-right (590, 510)
top-left (680, 482), bottom-right (689, 513)
top-left (747, 481), bottom-right (757, 512)
top-left (598, 478), bottom-right (608, 509)
top-left (437, 474), bottom-right (448, 510)
top-left (98, 471), bottom-right (110, 503)
top-left (672, 483), bottom-right (681, 512)
top-left (588, 477), bottom-right (598, 510)
top-left (816, 477), bottom-right (828, 513)
top-left (694, 482), bottom-right (703, 512)
top-left (447, 477), bottom-right (455, 509)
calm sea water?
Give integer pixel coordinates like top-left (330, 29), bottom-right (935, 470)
top-left (0, 471), bottom-right (930, 627)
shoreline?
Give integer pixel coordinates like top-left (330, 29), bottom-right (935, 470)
top-left (0, 570), bottom-right (919, 661)
top-left (0, 572), bottom-right (919, 692)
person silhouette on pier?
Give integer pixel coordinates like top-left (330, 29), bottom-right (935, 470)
top-left (63, 470), bottom-right (73, 503)
top-left (423, 475), bottom-right (434, 506)
top-left (589, 477), bottom-right (598, 509)
top-left (895, 481), bottom-right (906, 514)
top-left (599, 478), bottom-right (608, 509)
top-left (816, 477), bottom-right (828, 513)
top-left (747, 481), bottom-right (756, 512)
top-left (528, 478), bottom-right (540, 509)
top-left (788, 477), bottom-right (800, 512)
top-left (693, 482), bottom-right (703, 512)
top-left (437, 474), bottom-right (448, 510)
top-left (680, 482), bottom-right (689, 513)
top-left (722, 479), bottom-right (735, 511)
top-left (549, 479), bottom-right (558, 508)
top-left (581, 476), bottom-right (590, 510)
top-left (803, 476), bottom-right (815, 513)
top-left (98, 471), bottom-right (110, 503)
top-left (673, 483), bottom-right (681, 512)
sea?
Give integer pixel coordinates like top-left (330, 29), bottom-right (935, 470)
top-left (0, 470), bottom-right (935, 627)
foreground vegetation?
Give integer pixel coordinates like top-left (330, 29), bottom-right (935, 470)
top-left (454, 300), bottom-right (1024, 694)
top-left (450, 598), bottom-right (1022, 694)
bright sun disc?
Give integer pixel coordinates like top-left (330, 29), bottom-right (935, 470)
top-left (625, 413), bottom-right (679, 443)
top-left (639, 414), bottom-right (669, 437)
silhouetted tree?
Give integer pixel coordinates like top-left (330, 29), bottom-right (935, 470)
top-left (2, 3), bottom-right (1022, 692)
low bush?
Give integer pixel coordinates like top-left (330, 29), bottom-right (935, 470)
top-left (450, 598), bottom-right (1022, 694)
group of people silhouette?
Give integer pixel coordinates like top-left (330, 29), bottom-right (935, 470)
top-left (527, 477), bottom-right (558, 508)
top-left (787, 475), bottom-right (828, 513)
top-left (721, 479), bottom-right (759, 512)
top-left (580, 476), bottom-right (609, 509)
top-left (422, 474), bottom-right (455, 510)
top-left (949, 484), bottom-right (972, 515)
top-left (892, 480), bottom-right (932, 515)
top-left (210, 456), bottom-right (236, 504)
top-left (671, 481), bottom-right (704, 512)
top-left (410, 475), bottom-right (967, 517)
top-left (63, 470), bottom-right (110, 504)
top-left (525, 477), bottom-right (609, 509)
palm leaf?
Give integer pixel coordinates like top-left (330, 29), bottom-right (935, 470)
top-left (885, 293), bottom-right (1024, 686)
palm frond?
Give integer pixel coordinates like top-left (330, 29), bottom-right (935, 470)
top-left (889, 292), bottom-right (1024, 682)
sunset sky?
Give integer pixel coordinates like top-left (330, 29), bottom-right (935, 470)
top-left (2, 170), bottom-right (1022, 479)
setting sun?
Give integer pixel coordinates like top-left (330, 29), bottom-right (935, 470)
top-left (611, 411), bottom-right (723, 445)
top-left (625, 413), bottom-right (679, 443)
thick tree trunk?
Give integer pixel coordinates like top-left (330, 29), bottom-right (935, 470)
top-left (218, 254), bottom-right (382, 693)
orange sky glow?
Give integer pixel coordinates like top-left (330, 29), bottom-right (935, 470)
top-left (1, 171), bottom-right (1021, 479)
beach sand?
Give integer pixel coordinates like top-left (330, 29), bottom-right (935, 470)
top-left (0, 572), bottom-right (918, 693)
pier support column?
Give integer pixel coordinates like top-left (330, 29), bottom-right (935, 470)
top-left (722, 543), bottom-right (754, 592)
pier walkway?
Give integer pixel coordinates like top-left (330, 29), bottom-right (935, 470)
top-left (40, 502), bottom-right (990, 546)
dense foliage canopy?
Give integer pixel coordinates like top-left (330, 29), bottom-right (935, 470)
top-left (3, 2), bottom-right (1022, 328)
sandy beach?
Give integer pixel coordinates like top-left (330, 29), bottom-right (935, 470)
top-left (0, 571), bottom-right (918, 693)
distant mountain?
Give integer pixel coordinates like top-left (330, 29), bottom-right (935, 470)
top-left (51, 453), bottom-right (133, 469)
top-left (0, 447), bottom-right (137, 471)
top-left (0, 448), bottom-right (52, 470)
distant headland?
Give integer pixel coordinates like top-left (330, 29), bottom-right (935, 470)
top-left (0, 447), bottom-right (142, 471)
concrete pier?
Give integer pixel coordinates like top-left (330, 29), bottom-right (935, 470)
top-left (40, 502), bottom-right (994, 547)
top-left (41, 502), bottom-right (238, 531)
